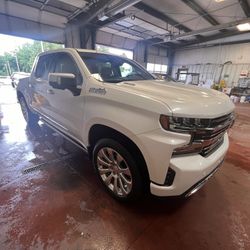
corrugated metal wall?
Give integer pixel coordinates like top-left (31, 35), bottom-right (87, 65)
top-left (173, 43), bottom-right (250, 87)
top-left (172, 63), bottom-right (250, 87)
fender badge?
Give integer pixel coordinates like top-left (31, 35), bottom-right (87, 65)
top-left (89, 88), bottom-right (107, 95)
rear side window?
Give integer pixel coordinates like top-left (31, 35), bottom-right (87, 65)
top-left (35, 54), bottom-right (54, 80)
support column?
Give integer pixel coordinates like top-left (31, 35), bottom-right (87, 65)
top-left (64, 24), bottom-right (81, 48)
top-left (80, 25), bottom-right (97, 50)
top-left (65, 24), bottom-right (97, 49)
top-left (167, 48), bottom-right (175, 77)
top-left (133, 41), bottom-right (147, 67)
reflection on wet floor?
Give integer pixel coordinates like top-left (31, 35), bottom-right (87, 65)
top-left (0, 85), bottom-right (250, 250)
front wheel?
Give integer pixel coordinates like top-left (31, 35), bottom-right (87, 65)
top-left (19, 96), bottom-right (39, 126)
top-left (93, 139), bottom-right (143, 201)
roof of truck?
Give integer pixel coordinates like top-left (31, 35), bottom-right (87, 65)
top-left (37, 48), bottom-right (122, 57)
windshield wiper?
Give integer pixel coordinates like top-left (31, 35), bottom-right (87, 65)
top-left (104, 79), bottom-right (123, 83)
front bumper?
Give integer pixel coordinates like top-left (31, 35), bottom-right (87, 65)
top-left (149, 133), bottom-right (228, 197)
top-left (137, 127), bottom-right (229, 197)
top-left (183, 160), bottom-right (223, 198)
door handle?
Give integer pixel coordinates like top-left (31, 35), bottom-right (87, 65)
top-left (47, 89), bottom-right (55, 94)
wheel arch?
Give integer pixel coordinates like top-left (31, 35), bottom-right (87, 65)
top-left (88, 124), bottom-right (150, 187)
top-left (16, 90), bottom-right (24, 101)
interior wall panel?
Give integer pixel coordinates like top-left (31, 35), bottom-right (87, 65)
top-left (173, 43), bottom-right (250, 87)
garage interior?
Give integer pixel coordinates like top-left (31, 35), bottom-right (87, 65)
top-left (0, 0), bottom-right (250, 249)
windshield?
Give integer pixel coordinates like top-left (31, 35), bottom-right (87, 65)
top-left (78, 52), bottom-right (155, 83)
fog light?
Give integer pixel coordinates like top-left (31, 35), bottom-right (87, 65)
top-left (164, 167), bottom-right (176, 186)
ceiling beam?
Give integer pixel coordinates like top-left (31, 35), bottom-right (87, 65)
top-left (172, 17), bottom-right (250, 40)
top-left (175, 29), bottom-right (250, 48)
top-left (95, 12), bottom-right (127, 27)
top-left (239, 0), bottom-right (250, 17)
top-left (109, 22), bottom-right (150, 39)
top-left (89, 0), bottom-right (142, 29)
top-left (69, 0), bottom-right (114, 27)
top-left (40, 0), bottom-right (50, 10)
top-left (103, 0), bottom-right (141, 16)
top-left (177, 38), bottom-right (250, 50)
top-left (149, 17), bottom-right (250, 46)
top-left (134, 2), bottom-right (192, 32)
top-left (181, 0), bottom-right (219, 25)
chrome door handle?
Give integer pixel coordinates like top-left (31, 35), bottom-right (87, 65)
top-left (47, 89), bottom-right (55, 94)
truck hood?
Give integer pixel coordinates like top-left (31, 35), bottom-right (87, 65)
top-left (117, 80), bottom-right (234, 118)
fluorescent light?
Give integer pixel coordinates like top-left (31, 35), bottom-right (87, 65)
top-left (237, 23), bottom-right (250, 31)
top-left (98, 15), bottom-right (109, 21)
top-left (215, 0), bottom-right (225, 2)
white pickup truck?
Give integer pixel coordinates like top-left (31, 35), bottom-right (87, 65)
top-left (17, 48), bottom-right (235, 201)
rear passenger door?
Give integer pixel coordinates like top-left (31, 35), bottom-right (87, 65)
top-left (30, 54), bottom-right (54, 115)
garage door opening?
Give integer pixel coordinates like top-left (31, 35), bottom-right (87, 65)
top-left (0, 34), bottom-right (64, 77)
top-left (0, 33), bottom-right (64, 105)
top-left (96, 44), bottom-right (133, 60)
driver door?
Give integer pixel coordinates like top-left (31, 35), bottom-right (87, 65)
top-left (45, 52), bottom-right (84, 139)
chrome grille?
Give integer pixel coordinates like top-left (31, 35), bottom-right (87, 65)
top-left (200, 136), bottom-right (224, 157)
top-left (210, 113), bottom-right (234, 127)
top-left (172, 112), bottom-right (234, 156)
top-left (194, 113), bottom-right (234, 140)
top-left (194, 112), bottom-right (234, 156)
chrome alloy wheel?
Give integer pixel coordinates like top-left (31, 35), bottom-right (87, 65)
top-left (96, 147), bottom-right (133, 197)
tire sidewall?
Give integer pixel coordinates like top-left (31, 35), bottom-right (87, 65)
top-left (93, 138), bottom-right (143, 201)
top-left (19, 97), bottom-right (30, 123)
top-left (19, 96), bottom-right (38, 126)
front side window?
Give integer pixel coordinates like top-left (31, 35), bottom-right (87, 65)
top-left (78, 52), bottom-right (155, 83)
top-left (54, 53), bottom-right (82, 85)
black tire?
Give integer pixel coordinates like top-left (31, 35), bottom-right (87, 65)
top-left (93, 138), bottom-right (143, 201)
top-left (19, 96), bottom-right (39, 126)
top-left (11, 81), bottom-right (16, 88)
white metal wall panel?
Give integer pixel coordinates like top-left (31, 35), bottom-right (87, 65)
top-left (173, 43), bottom-right (250, 87)
top-left (172, 63), bottom-right (250, 87)
top-left (174, 43), bottom-right (250, 65)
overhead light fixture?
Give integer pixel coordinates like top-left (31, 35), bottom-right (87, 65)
top-left (98, 14), bottom-right (109, 21)
top-left (237, 23), bottom-right (250, 31)
top-left (215, 0), bottom-right (225, 2)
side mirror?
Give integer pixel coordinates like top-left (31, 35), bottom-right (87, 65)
top-left (48, 73), bottom-right (76, 90)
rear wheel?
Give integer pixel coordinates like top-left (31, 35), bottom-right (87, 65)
top-left (19, 96), bottom-right (39, 126)
top-left (93, 138), bottom-right (143, 201)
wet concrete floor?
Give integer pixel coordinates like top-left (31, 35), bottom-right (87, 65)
top-left (0, 85), bottom-right (250, 250)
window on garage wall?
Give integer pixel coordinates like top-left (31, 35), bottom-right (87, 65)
top-left (147, 63), bottom-right (168, 74)
top-left (177, 69), bottom-right (188, 81)
top-left (96, 44), bottom-right (133, 59)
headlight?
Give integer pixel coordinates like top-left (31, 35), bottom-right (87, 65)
top-left (159, 114), bottom-right (210, 132)
top-left (159, 113), bottom-right (234, 156)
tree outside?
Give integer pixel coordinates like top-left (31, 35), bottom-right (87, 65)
top-left (0, 41), bottom-right (63, 76)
